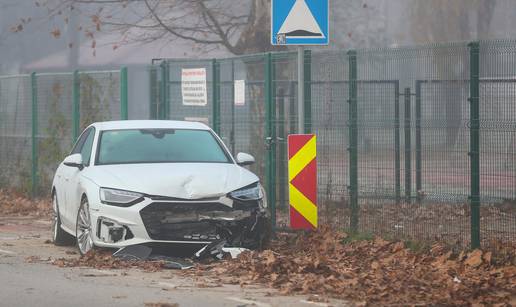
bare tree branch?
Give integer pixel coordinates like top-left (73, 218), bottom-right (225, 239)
top-left (21, 0), bottom-right (280, 55)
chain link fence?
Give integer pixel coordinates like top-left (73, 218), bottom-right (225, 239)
top-left (0, 75), bottom-right (32, 193)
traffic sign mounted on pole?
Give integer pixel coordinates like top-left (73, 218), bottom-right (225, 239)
top-left (271, 0), bottom-right (329, 45)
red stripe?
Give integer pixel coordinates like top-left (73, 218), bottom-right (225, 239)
top-left (289, 206), bottom-right (315, 230)
top-left (288, 134), bottom-right (314, 159)
top-left (290, 158), bottom-right (317, 205)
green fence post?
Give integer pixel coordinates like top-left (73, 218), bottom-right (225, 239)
top-left (415, 81), bottom-right (422, 203)
top-left (165, 63), bottom-right (171, 120)
top-left (120, 67), bottom-right (128, 120)
top-left (230, 59), bottom-right (236, 155)
top-left (469, 41), bottom-right (481, 249)
top-left (160, 62), bottom-right (169, 120)
top-left (394, 81), bottom-right (401, 203)
top-left (149, 66), bottom-right (158, 119)
top-left (289, 81), bottom-right (296, 133)
top-left (347, 50), bottom-right (358, 233)
top-left (404, 87), bottom-right (412, 203)
top-left (31, 72), bottom-right (38, 197)
top-left (304, 49), bottom-right (312, 133)
top-left (212, 59), bottom-right (221, 135)
top-left (265, 52), bottom-right (276, 229)
top-left (72, 70), bottom-right (80, 143)
top-left (278, 87), bottom-right (286, 209)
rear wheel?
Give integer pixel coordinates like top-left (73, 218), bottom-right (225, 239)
top-left (51, 192), bottom-right (74, 246)
top-left (76, 197), bottom-right (95, 255)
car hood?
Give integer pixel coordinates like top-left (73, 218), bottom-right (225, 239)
top-left (82, 163), bottom-right (259, 199)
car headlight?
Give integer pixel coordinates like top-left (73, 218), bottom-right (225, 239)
top-left (99, 188), bottom-right (144, 207)
top-left (229, 182), bottom-right (263, 201)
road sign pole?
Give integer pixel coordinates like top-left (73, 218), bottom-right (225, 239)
top-left (297, 46), bottom-right (305, 133)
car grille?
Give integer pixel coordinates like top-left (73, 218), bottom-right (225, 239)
top-left (140, 202), bottom-right (233, 241)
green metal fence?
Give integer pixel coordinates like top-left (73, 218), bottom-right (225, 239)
top-left (151, 40), bottom-right (516, 250)
top-left (0, 40), bottom-right (515, 250)
top-left (0, 68), bottom-right (128, 196)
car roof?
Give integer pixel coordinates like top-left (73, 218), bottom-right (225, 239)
top-left (90, 120), bottom-right (211, 131)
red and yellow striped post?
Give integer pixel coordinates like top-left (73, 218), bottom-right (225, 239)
top-left (288, 134), bottom-right (317, 229)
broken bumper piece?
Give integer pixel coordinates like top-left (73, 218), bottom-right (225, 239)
top-left (113, 244), bottom-right (195, 269)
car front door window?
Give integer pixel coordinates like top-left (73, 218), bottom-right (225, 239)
top-left (61, 127), bottom-right (94, 229)
top-left (71, 128), bottom-right (91, 155)
top-left (80, 129), bottom-right (95, 166)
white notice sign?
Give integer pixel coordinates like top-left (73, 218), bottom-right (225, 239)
top-left (181, 68), bottom-right (207, 106)
top-left (234, 80), bottom-right (245, 106)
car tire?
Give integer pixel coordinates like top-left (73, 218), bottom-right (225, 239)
top-left (52, 192), bottom-right (74, 246)
top-left (75, 197), bottom-right (95, 255)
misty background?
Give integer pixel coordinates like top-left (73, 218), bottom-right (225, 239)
top-left (1, 0), bottom-right (515, 74)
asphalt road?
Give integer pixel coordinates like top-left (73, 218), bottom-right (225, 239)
top-left (0, 216), bottom-right (348, 307)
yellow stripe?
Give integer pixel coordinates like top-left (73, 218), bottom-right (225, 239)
top-left (288, 135), bottom-right (316, 182)
top-left (289, 183), bottom-right (318, 228)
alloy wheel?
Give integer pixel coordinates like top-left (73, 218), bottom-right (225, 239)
top-left (51, 194), bottom-right (58, 241)
top-left (76, 199), bottom-right (93, 255)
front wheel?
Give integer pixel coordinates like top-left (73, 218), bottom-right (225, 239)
top-left (52, 193), bottom-right (74, 246)
top-left (76, 197), bottom-right (95, 255)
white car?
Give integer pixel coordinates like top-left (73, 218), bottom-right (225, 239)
top-left (51, 120), bottom-right (270, 255)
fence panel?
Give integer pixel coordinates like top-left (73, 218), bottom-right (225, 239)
top-left (166, 59), bottom-right (213, 126)
top-left (478, 40), bottom-right (516, 248)
top-left (35, 73), bottom-right (74, 194)
top-left (79, 70), bottom-right (121, 131)
top-left (0, 70), bottom-right (124, 195)
top-left (0, 75), bottom-right (32, 193)
top-left (355, 44), bottom-right (472, 246)
top-left (309, 51), bottom-right (350, 230)
top-left (272, 52), bottom-right (298, 228)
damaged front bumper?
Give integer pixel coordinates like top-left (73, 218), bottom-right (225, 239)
top-left (90, 194), bottom-right (270, 251)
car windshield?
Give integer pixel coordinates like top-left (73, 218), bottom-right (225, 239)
top-left (96, 129), bottom-right (230, 165)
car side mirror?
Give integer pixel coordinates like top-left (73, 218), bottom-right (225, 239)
top-left (63, 153), bottom-right (84, 170)
top-left (236, 152), bottom-right (255, 166)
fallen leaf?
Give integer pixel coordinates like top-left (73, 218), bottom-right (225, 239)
top-left (465, 250), bottom-right (483, 268)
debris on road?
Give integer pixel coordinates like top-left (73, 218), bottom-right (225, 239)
top-left (113, 244), bottom-right (153, 261)
top-left (113, 244), bottom-right (195, 270)
top-left (193, 239), bottom-right (250, 260)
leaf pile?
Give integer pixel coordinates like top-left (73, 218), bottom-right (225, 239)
top-left (188, 227), bottom-right (516, 306)
top-left (279, 201), bottom-right (516, 250)
top-left (0, 189), bottom-right (51, 217)
top-left (52, 249), bottom-right (166, 272)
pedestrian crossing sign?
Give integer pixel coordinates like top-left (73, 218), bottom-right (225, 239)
top-left (271, 0), bottom-right (329, 45)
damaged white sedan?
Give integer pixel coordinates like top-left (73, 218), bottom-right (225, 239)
top-left (51, 120), bottom-right (270, 255)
